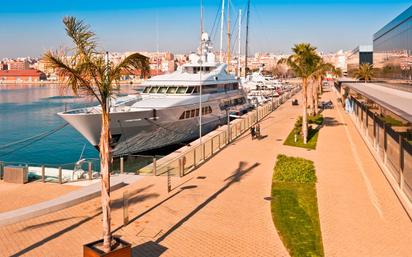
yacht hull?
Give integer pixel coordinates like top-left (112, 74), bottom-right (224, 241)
top-left (59, 106), bottom-right (225, 156)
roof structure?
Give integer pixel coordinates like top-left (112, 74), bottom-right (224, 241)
top-left (343, 82), bottom-right (412, 123)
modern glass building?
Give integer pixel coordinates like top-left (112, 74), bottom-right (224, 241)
top-left (373, 6), bottom-right (412, 83)
top-left (346, 45), bottom-right (373, 77)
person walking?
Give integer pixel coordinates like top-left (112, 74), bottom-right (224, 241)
top-left (250, 126), bottom-right (256, 139)
top-left (256, 123), bottom-right (261, 139)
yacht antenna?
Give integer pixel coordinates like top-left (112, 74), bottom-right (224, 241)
top-left (219, 0), bottom-right (225, 63)
top-left (227, 0), bottom-right (231, 71)
top-left (156, 11), bottom-right (160, 75)
top-left (238, 9), bottom-right (242, 77)
top-left (199, 0), bottom-right (203, 154)
top-left (244, 0), bottom-right (250, 78)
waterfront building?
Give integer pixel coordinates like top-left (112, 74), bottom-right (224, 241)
top-left (7, 60), bottom-right (30, 70)
top-left (346, 45), bottom-right (373, 77)
top-left (0, 69), bottom-right (47, 82)
top-left (373, 5), bottom-right (412, 83)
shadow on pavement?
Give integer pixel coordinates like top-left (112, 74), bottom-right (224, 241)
top-left (132, 241), bottom-right (168, 257)
top-left (10, 212), bottom-right (101, 257)
top-left (324, 117), bottom-right (346, 127)
top-left (154, 161), bottom-right (260, 244)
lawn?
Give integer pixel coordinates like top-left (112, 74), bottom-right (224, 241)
top-left (271, 155), bottom-right (324, 257)
top-left (284, 115), bottom-right (323, 150)
top-left (284, 128), bottom-right (319, 150)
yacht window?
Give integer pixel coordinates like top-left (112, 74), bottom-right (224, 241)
top-left (203, 84), bottom-right (218, 94)
top-left (179, 112), bottom-right (185, 120)
top-left (193, 86), bottom-right (199, 94)
top-left (233, 83), bottom-right (239, 90)
top-left (185, 110), bottom-right (191, 119)
top-left (158, 86), bottom-right (168, 94)
top-left (202, 106), bottom-right (212, 115)
top-left (143, 87), bottom-right (151, 93)
top-left (190, 109), bottom-right (196, 117)
top-left (187, 86), bottom-right (195, 94)
top-left (176, 86), bottom-right (188, 94)
top-left (224, 83), bottom-right (231, 91)
top-left (149, 86), bottom-right (159, 93)
top-left (167, 86), bottom-right (177, 94)
top-left (195, 108), bottom-right (200, 116)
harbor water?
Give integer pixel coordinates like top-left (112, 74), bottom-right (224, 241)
top-left (0, 84), bottom-right (141, 169)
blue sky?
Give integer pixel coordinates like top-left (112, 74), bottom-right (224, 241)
top-left (0, 0), bottom-right (410, 58)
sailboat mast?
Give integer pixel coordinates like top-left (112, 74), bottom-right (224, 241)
top-left (244, 0), bottom-right (250, 78)
top-left (238, 9), bottom-right (241, 76)
top-left (156, 12), bottom-right (160, 75)
top-left (219, 0), bottom-right (225, 63)
top-left (199, 0), bottom-right (203, 152)
top-left (227, 0), bottom-right (231, 71)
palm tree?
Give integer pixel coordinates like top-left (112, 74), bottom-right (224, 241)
top-left (332, 67), bottom-right (343, 78)
top-left (311, 61), bottom-right (334, 115)
top-left (43, 17), bottom-right (149, 253)
top-left (280, 43), bottom-right (320, 144)
top-left (355, 63), bottom-right (374, 82)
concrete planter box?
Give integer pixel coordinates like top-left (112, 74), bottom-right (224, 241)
top-left (83, 236), bottom-right (131, 257)
top-left (3, 166), bottom-right (28, 184)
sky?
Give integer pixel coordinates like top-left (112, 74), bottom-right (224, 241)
top-left (0, 0), bottom-right (411, 58)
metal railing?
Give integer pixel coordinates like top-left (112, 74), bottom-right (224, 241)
top-left (349, 97), bottom-right (412, 202)
top-left (0, 158), bottom-right (100, 184)
top-left (139, 86), bottom-right (301, 177)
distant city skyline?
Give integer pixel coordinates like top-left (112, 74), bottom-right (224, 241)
top-left (0, 0), bottom-right (410, 58)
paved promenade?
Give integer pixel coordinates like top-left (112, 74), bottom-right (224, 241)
top-left (315, 90), bottom-right (412, 257)
top-left (0, 89), bottom-right (411, 257)
top-left (0, 181), bottom-right (77, 212)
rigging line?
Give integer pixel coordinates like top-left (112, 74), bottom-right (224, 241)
top-left (78, 143), bottom-right (87, 161)
top-left (209, 1), bottom-right (222, 42)
top-left (251, 1), bottom-right (271, 52)
top-left (0, 123), bottom-right (69, 150)
top-left (0, 123), bottom-right (68, 149)
top-left (0, 123), bottom-right (69, 158)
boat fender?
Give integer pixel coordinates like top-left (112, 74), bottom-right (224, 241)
top-left (152, 109), bottom-right (157, 120)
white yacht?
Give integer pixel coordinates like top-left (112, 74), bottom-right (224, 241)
top-left (58, 33), bottom-right (251, 156)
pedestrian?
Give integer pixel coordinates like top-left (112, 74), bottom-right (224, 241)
top-left (256, 123), bottom-right (261, 138)
top-left (250, 126), bottom-right (256, 139)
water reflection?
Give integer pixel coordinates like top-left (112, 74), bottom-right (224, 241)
top-left (0, 84), bottom-right (136, 166)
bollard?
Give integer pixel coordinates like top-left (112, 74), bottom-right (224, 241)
top-left (120, 157), bottom-right (124, 174)
top-left (0, 161), bottom-right (4, 180)
top-left (88, 161), bottom-right (92, 180)
top-left (178, 158), bottom-right (183, 177)
top-left (41, 165), bottom-right (45, 183)
top-left (123, 190), bottom-right (129, 226)
top-left (202, 143), bottom-right (206, 160)
top-left (58, 167), bottom-right (62, 184)
top-left (153, 156), bottom-right (157, 176)
top-left (167, 167), bottom-right (171, 193)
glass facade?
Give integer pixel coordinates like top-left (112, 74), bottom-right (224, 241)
top-left (373, 6), bottom-right (412, 83)
top-left (346, 46), bottom-right (373, 77)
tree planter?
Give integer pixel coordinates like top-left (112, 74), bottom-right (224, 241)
top-left (84, 236), bottom-right (131, 257)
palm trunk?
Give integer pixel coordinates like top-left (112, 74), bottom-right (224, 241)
top-left (311, 80), bottom-right (316, 116)
top-left (314, 78), bottom-right (320, 115)
top-left (302, 78), bottom-right (308, 144)
top-left (100, 108), bottom-right (112, 253)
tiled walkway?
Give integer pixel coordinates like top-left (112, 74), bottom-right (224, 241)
top-left (314, 90), bottom-right (412, 257)
top-left (0, 89), bottom-right (411, 257)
